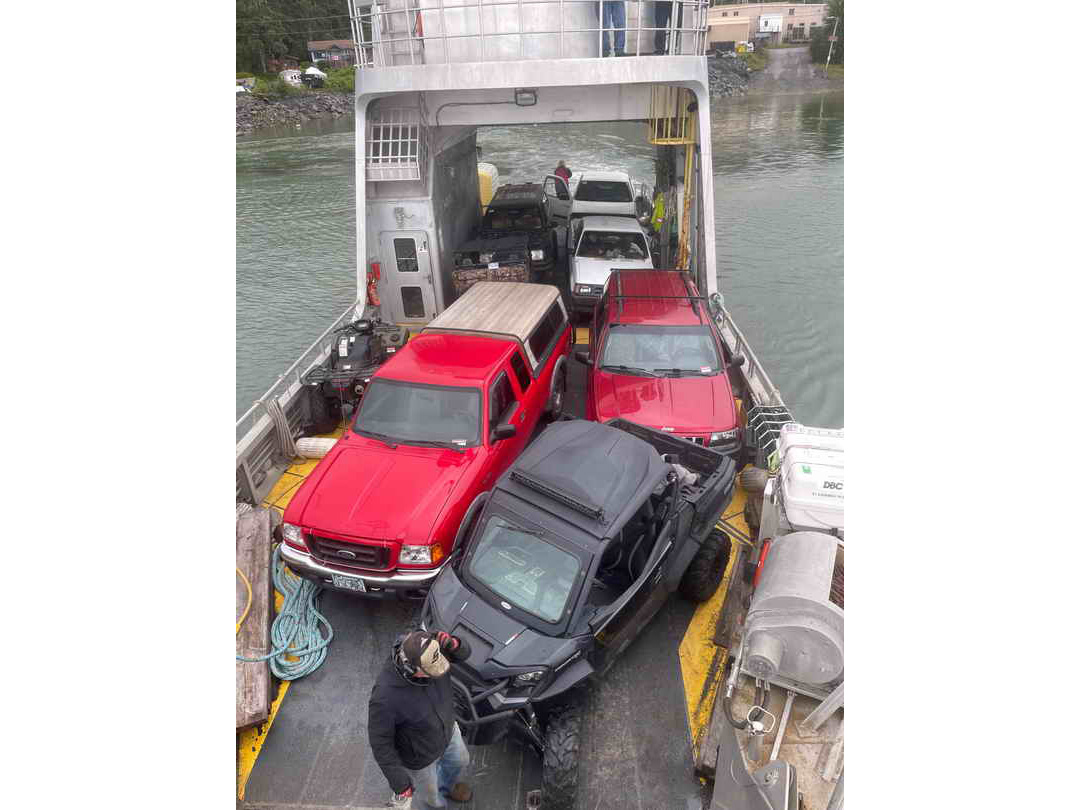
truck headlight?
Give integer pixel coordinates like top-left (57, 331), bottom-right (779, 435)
top-left (575, 284), bottom-right (592, 295)
top-left (282, 522), bottom-right (305, 547)
top-left (709, 429), bottom-right (739, 445)
top-left (399, 545), bottom-right (432, 565)
top-left (511, 669), bottom-right (546, 687)
top-left (479, 252), bottom-right (494, 263)
top-left (530, 249), bottom-right (544, 261)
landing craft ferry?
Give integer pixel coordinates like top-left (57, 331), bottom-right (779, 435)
top-left (236, 3), bottom-right (844, 809)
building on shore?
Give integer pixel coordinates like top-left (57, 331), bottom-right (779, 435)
top-left (307, 39), bottom-right (359, 67)
top-left (707, 3), bottom-right (828, 49)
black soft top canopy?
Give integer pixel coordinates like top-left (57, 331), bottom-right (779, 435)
top-left (498, 420), bottom-right (670, 539)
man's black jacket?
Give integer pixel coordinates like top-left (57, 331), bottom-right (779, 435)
top-left (368, 645), bottom-right (467, 794)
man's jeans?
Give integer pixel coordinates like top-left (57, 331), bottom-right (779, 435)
top-left (602, 1), bottom-right (626, 56)
top-left (405, 723), bottom-right (470, 810)
top-left (654, 1), bottom-right (672, 54)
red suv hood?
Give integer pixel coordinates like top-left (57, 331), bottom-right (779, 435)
top-left (296, 442), bottom-right (470, 544)
top-left (594, 373), bottom-right (737, 433)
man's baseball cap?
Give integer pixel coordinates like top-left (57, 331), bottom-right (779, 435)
top-left (402, 631), bottom-right (450, 677)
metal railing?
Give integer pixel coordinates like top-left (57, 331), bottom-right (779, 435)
top-left (347, 0), bottom-right (710, 68)
top-left (236, 300), bottom-right (365, 505)
top-left (711, 296), bottom-right (785, 411)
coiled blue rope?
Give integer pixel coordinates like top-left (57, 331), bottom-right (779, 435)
top-left (236, 544), bottom-right (334, 680)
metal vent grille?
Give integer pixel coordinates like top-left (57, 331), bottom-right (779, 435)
top-left (365, 102), bottom-right (429, 182)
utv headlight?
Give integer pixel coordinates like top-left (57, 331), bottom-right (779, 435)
top-left (709, 429), bottom-right (739, 445)
top-left (399, 545), bottom-right (432, 565)
top-left (530, 249), bottom-right (545, 261)
top-left (512, 670), bottom-right (546, 687)
top-left (282, 522), bottom-right (305, 547)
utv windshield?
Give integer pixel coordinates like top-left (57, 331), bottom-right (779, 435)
top-left (600, 325), bottom-right (720, 375)
top-left (574, 180), bottom-right (633, 203)
top-left (576, 231), bottom-right (648, 261)
top-left (467, 516), bottom-right (582, 624)
top-left (353, 378), bottom-right (481, 447)
top-left (483, 208), bottom-right (545, 231)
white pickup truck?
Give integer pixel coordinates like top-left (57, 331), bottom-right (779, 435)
top-left (543, 170), bottom-right (652, 234)
top-left (568, 215), bottom-right (655, 313)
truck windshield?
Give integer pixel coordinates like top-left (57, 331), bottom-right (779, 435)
top-left (600, 325), bottom-right (720, 375)
top-left (353, 378), bottom-right (481, 447)
top-left (574, 180), bottom-right (633, 202)
top-left (467, 516), bottom-right (581, 624)
top-left (577, 231), bottom-right (648, 260)
top-left (484, 208), bottom-right (544, 231)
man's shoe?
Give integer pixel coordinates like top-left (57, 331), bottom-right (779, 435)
top-left (448, 783), bottom-right (473, 802)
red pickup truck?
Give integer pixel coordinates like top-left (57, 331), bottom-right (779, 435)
top-left (281, 282), bottom-right (572, 598)
top-left (575, 269), bottom-right (745, 461)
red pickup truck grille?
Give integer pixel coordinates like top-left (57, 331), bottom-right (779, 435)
top-left (308, 534), bottom-right (390, 570)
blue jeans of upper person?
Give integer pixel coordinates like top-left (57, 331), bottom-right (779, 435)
top-left (405, 722), bottom-right (470, 810)
top-left (602, 1), bottom-right (626, 56)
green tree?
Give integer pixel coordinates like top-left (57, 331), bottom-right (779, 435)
top-left (236, 0), bottom-right (358, 73)
top-left (810, 0), bottom-right (843, 65)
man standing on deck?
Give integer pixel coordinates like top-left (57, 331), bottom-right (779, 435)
top-left (654, 1), bottom-right (673, 55)
top-left (369, 630), bottom-right (474, 809)
top-left (554, 160), bottom-right (572, 181)
top-left (601, 1), bottom-right (626, 57)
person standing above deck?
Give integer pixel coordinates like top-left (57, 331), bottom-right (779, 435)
top-left (601, 1), bottom-right (626, 57)
top-left (369, 631), bottom-right (474, 809)
top-left (654, 1), bottom-right (673, 55)
top-left (554, 160), bottom-right (572, 181)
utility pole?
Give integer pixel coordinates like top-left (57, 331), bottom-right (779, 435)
top-left (824, 15), bottom-right (839, 77)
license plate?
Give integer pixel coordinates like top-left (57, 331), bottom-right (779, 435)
top-left (331, 573), bottom-right (367, 592)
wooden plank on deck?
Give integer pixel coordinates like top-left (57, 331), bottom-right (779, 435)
top-left (237, 508), bottom-right (274, 729)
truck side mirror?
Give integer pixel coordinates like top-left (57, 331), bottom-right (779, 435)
top-left (492, 422), bottom-right (517, 441)
top-left (574, 349), bottom-right (591, 365)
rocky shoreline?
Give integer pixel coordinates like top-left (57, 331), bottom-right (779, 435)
top-left (707, 54), bottom-right (751, 99)
top-left (236, 91), bottom-right (352, 136)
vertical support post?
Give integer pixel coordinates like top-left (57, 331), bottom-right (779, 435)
top-left (797, 681), bottom-right (844, 736)
top-left (824, 14), bottom-right (839, 77)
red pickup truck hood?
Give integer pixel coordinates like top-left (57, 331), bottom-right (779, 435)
top-left (296, 442), bottom-right (470, 544)
top-left (594, 372), bottom-right (737, 433)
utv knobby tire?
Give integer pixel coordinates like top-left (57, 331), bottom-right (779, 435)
top-left (679, 529), bottom-right (732, 602)
top-left (307, 390), bottom-right (339, 436)
top-left (541, 702), bottom-right (582, 810)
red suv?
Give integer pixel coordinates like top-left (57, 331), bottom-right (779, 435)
top-left (281, 282), bottom-right (572, 598)
top-left (574, 269), bottom-right (745, 460)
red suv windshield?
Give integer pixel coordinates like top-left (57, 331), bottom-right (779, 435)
top-left (353, 378), bottom-right (482, 447)
top-left (600, 325), bottom-right (719, 376)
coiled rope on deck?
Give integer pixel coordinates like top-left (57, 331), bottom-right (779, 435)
top-left (236, 544), bottom-right (334, 680)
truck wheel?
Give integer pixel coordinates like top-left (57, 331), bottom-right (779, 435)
top-left (541, 702), bottom-right (582, 810)
top-left (679, 529), bottom-right (732, 602)
top-left (547, 366), bottom-right (567, 421)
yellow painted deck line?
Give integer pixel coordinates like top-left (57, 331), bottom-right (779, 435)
top-left (678, 480), bottom-right (749, 759)
top-left (237, 426), bottom-right (345, 799)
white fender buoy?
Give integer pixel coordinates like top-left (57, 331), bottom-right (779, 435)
top-left (296, 437), bottom-right (338, 459)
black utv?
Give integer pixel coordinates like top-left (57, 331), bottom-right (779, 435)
top-left (419, 418), bottom-right (736, 809)
top-left (301, 318), bottom-right (409, 434)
